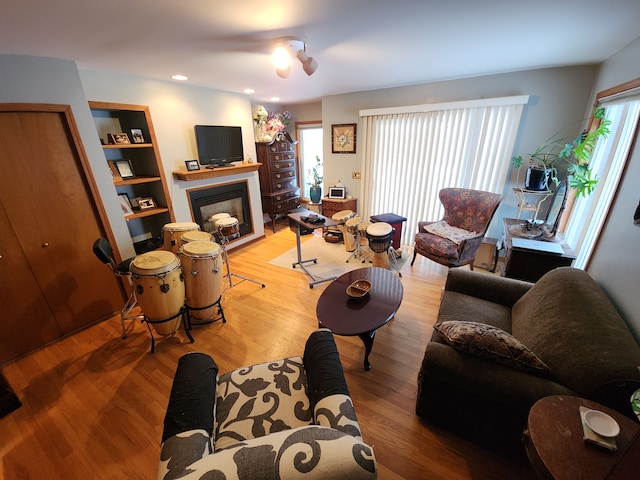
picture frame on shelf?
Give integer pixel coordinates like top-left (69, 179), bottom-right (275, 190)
top-left (130, 128), bottom-right (145, 143)
top-left (185, 160), bottom-right (200, 171)
top-left (118, 194), bottom-right (133, 216)
top-left (129, 196), bottom-right (141, 209)
top-left (107, 161), bottom-right (122, 181)
top-left (114, 159), bottom-right (135, 179)
top-left (331, 123), bottom-right (357, 154)
top-left (138, 197), bottom-right (156, 210)
top-left (108, 132), bottom-right (130, 145)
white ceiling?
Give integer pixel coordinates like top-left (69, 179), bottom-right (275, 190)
top-left (2, 0), bottom-right (640, 104)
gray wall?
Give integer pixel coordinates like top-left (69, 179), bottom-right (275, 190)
top-left (318, 66), bottom-right (599, 239)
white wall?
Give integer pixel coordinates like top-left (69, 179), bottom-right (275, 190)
top-left (586, 36), bottom-right (640, 339)
top-left (319, 66), bottom-right (599, 239)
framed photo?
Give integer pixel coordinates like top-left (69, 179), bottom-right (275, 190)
top-left (114, 159), bottom-right (134, 179)
top-left (130, 128), bottom-right (145, 143)
top-left (185, 160), bottom-right (200, 171)
top-left (118, 194), bottom-right (133, 216)
top-left (138, 197), bottom-right (156, 210)
top-left (331, 123), bottom-right (357, 154)
top-left (108, 133), bottom-right (130, 145)
top-left (328, 187), bottom-right (347, 199)
top-left (129, 196), bottom-right (141, 209)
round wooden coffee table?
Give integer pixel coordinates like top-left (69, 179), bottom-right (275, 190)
top-left (524, 395), bottom-right (639, 480)
top-left (316, 267), bottom-right (403, 371)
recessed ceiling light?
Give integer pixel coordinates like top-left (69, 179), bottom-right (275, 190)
top-left (243, 88), bottom-right (255, 94)
top-left (171, 74), bottom-right (188, 81)
top-left (270, 97), bottom-right (280, 102)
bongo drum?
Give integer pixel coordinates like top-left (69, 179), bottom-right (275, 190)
top-left (366, 222), bottom-right (395, 269)
top-left (178, 240), bottom-right (223, 324)
top-left (216, 217), bottom-right (240, 240)
top-left (331, 210), bottom-right (355, 249)
top-left (130, 250), bottom-right (184, 335)
top-left (344, 216), bottom-right (362, 252)
top-left (357, 220), bottom-right (371, 246)
top-left (162, 222), bottom-right (200, 253)
top-left (209, 212), bottom-right (231, 224)
top-left (179, 230), bottom-right (213, 247)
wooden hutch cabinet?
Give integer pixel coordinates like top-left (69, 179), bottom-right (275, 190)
top-left (322, 197), bottom-right (358, 219)
top-left (256, 132), bottom-right (300, 231)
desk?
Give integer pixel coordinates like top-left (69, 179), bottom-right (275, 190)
top-left (524, 396), bottom-right (640, 480)
top-left (502, 218), bottom-right (576, 282)
top-left (287, 209), bottom-right (338, 288)
top-left (316, 267), bottom-right (403, 370)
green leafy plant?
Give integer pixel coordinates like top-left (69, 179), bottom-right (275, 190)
top-left (307, 155), bottom-right (323, 188)
top-left (512, 108), bottom-right (611, 197)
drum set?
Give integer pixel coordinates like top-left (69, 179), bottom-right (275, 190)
top-left (128, 217), bottom-right (264, 352)
top-left (331, 210), bottom-right (402, 276)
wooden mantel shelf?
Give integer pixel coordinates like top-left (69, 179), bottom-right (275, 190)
top-left (173, 163), bottom-right (262, 181)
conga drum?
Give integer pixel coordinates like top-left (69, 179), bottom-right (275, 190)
top-left (344, 216), bottom-right (362, 252)
top-left (130, 250), bottom-right (185, 335)
top-left (216, 217), bottom-right (240, 241)
top-left (163, 222), bottom-right (200, 253)
top-left (366, 222), bottom-right (395, 270)
top-left (179, 230), bottom-right (213, 247)
top-left (178, 240), bottom-right (223, 324)
top-left (331, 210), bottom-right (355, 249)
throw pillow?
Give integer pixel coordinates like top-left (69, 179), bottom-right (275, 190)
top-left (424, 221), bottom-right (477, 244)
top-left (434, 321), bottom-right (551, 376)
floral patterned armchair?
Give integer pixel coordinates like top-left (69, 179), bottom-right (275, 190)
top-left (158, 329), bottom-right (376, 480)
top-left (411, 188), bottom-right (502, 269)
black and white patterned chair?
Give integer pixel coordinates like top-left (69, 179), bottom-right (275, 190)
top-left (158, 329), bottom-right (377, 479)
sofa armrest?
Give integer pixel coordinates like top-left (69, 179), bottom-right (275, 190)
top-left (160, 426), bottom-right (376, 480)
top-left (445, 268), bottom-right (533, 308)
top-left (162, 352), bottom-right (218, 443)
top-left (303, 329), bottom-right (350, 407)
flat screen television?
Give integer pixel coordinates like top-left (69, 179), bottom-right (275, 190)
top-left (194, 125), bottom-right (244, 167)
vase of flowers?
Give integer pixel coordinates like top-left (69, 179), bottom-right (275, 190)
top-left (252, 105), bottom-right (268, 142)
top-left (308, 155), bottom-right (323, 203)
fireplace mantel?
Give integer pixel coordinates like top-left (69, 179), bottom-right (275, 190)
top-left (173, 163), bottom-right (261, 182)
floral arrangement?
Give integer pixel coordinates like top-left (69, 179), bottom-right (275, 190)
top-left (266, 111), bottom-right (292, 133)
top-left (252, 105), bottom-right (268, 126)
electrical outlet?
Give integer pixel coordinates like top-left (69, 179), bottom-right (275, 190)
top-left (352, 171), bottom-right (361, 179)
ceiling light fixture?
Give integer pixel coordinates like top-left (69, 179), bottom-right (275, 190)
top-left (171, 74), bottom-right (188, 81)
top-left (272, 36), bottom-right (318, 78)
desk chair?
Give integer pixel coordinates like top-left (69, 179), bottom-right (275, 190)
top-left (92, 237), bottom-right (142, 338)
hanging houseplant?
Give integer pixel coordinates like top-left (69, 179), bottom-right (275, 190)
top-left (512, 108), bottom-right (611, 197)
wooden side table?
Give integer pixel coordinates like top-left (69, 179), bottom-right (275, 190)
top-left (501, 218), bottom-right (576, 282)
top-left (523, 395), bottom-right (639, 480)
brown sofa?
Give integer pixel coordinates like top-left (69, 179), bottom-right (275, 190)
top-left (416, 267), bottom-right (640, 457)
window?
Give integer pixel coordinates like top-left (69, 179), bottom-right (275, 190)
top-left (296, 123), bottom-right (323, 200)
top-left (359, 96), bottom-right (528, 245)
top-left (563, 97), bottom-right (640, 269)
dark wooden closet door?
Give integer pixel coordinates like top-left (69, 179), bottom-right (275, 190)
top-left (0, 110), bottom-right (123, 357)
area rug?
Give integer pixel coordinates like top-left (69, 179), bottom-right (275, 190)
top-left (268, 234), bottom-right (409, 280)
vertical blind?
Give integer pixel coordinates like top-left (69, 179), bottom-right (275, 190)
top-left (359, 96), bottom-right (528, 246)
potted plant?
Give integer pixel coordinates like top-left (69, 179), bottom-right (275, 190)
top-left (308, 155), bottom-right (323, 203)
top-left (512, 108), bottom-right (611, 197)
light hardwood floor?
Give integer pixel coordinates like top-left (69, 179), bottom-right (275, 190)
top-left (0, 222), bottom-right (536, 480)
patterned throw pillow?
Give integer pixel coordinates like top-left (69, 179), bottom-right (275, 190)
top-left (434, 321), bottom-right (551, 376)
top-left (424, 221), bottom-right (477, 244)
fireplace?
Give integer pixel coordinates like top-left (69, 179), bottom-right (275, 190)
top-left (188, 181), bottom-right (253, 240)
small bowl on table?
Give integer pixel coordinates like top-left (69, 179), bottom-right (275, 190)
top-left (346, 279), bottom-right (372, 300)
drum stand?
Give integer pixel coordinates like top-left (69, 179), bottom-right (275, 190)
top-left (142, 307), bottom-right (194, 354)
top-left (186, 297), bottom-right (226, 327)
top-left (346, 229), bottom-right (373, 264)
top-left (219, 233), bottom-right (266, 289)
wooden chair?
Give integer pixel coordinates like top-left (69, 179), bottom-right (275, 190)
top-left (411, 188), bottom-right (502, 269)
